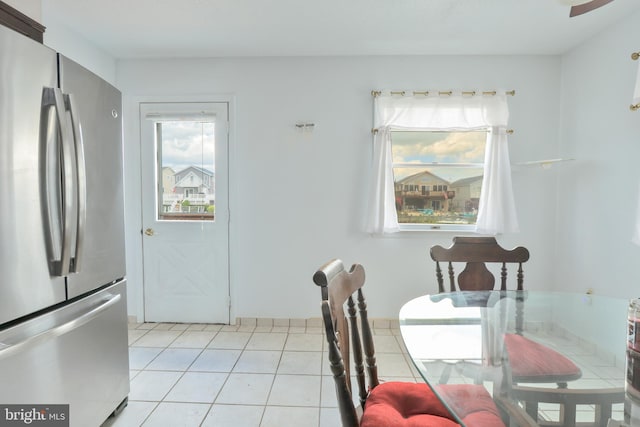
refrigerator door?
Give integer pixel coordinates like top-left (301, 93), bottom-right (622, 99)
top-left (0, 25), bottom-right (66, 325)
top-left (0, 280), bottom-right (130, 427)
top-left (59, 56), bottom-right (126, 298)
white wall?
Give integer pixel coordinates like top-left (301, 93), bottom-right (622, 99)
top-left (41, 5), bottom-right (117, 86)
top-left (556, 10), bottom-right (640, 297)
top-left (118, 55), bottom-right (563, 321)
top-left (3, 0), bottom-right (40, 22)
top-left (6, 1), bottom-right (118, 86)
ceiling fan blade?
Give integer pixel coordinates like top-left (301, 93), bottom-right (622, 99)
top-left (569, 0), bottom-right (614, 17)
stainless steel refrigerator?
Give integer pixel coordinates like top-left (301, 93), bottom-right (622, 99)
top-left (0, 23), bottom-right (129, 426)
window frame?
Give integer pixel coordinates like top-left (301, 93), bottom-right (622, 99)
top-left (154, 119), bottom-right (216, 222)
top-left (390, 129), bottom-right (488, 233)
top-left (366, 90), bottom-right (517, 235)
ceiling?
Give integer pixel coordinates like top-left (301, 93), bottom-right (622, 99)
top-left (42, 0), bottom-right (640, 59)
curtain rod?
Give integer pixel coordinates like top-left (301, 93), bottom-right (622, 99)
top-left (371, 90), bottom-right (516, 98)
top-left (371, 128), bottom-right (514, 135)
top-left (632, 52), bottom-right (640, 60)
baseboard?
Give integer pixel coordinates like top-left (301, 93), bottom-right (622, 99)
top-left (128, 315), bottom-right (400, 330)
top-left (235, 317), bottom-right (399, 329)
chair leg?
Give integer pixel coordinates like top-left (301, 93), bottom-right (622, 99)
top-left (560, 403), bottom-right (577, 427)
top-left (439, 364), bottom-right (452, 384)
top-left (523, 400), bottom-right (538, 421)
top-left (595, 403), bottom-right (612, 427)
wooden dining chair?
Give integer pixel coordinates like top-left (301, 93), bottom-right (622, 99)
top-left (313, 258), bottom-right (506, 427)
top-left (430, 237), bottom-right (584, 421)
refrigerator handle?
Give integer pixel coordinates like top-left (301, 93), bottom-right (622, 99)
top-left (58, 90), bottom-right (79, 277)
top-left (40, 88), bottom-right (63, 272)
top-left (66, 94), bottom-right (86, 273)
top-left (0, 294), bottom-right (121, 361)
top-left (40, 87), bottom-right (76, 277)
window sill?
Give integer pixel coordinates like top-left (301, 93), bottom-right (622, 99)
top-left (398, 223), bottom-right (477, 233)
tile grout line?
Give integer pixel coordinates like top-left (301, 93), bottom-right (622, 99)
top-left (121, 322), bottom-right (404, 426)
top-left (259, 330), bottom-right (285, 427)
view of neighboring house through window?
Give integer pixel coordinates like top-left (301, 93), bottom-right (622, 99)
top-left (391, 130), bottom-right (486, 226)
top-left (156, 121), bottom-right (215, 221)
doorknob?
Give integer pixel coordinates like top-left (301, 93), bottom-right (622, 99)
top-left (144, 228), bottom-right (155, 236)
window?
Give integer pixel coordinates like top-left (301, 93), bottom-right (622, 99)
top-left (391, 130), bottom-right (486, 229)
top-left (366, 90), bottom-right (518, 235)
top-left (155, 121), bottom-right (216, 221)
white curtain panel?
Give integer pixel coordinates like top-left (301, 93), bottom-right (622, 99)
top-left (476, 128), bottom-right (519, 234)
top-left (365, 127), bottom-right (400, 233)
top-left (366, 91), bottom-right (518, 234)
top-left (633, 61), bottom-right (640, 106)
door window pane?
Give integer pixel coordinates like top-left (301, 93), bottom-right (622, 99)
top-left (392, 131), bottom-right (485, 226)
top-left (156, 121), bottom-right (215, 221)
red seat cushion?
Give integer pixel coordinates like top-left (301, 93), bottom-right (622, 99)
top-left (435, 384), bottom-right (507, 427)
top-left (361, 382), bottom-right (505, 427)
top-left (504, 333), bottom-right (582, 383)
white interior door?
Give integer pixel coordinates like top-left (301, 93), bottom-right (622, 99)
top-left (140, 102), bottom-right (229, 323)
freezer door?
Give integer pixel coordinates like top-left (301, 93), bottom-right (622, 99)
top-left (0, 280), bottom-right (129, 427)
top-left (0, 25), bottom-right (66, 325)
top-left (58, 56), bottom-right (126, 298)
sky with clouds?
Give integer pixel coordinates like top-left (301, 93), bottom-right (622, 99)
top-left (160, 121), bottom-right (215, 174)
top-left (391, 131), bottom-right (485, 182)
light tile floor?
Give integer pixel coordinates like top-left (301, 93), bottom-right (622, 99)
top-left (101, 322), bottom-right (418, 427)
top-left (102, 321), bottom-right (626, 427)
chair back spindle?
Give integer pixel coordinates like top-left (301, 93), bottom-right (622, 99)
top-left (347, 293), bottom-right (367, 408)
top-left (321, 301), bottom-right (358, 427)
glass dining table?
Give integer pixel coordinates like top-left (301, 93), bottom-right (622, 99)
top-left (398, 291), bottom-right (639, 427)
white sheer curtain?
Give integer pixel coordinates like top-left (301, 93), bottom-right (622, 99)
top-left (365, 91), bottom-right (519, 235)
top-left (476, 127), bottom-right (519, 234)
top-left (366, 127), bottom-right (400, 233)
top-left (633, 60), bottom-right (640, 107)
